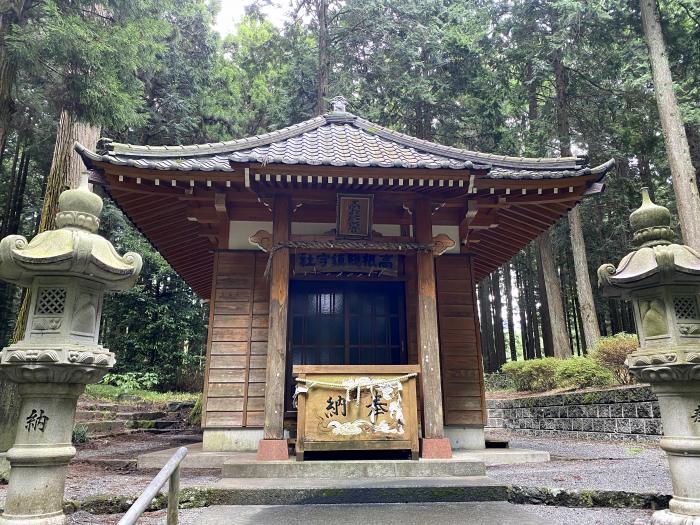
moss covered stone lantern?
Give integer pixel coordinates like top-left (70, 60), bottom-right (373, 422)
top-left (0, 174), bottom-right (141, 525)
top-left (598, 188), bottom-right (700, 525)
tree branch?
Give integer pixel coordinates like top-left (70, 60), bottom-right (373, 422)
top-left (565, 65), bottom-right (626, 96)
top-left (671, 0), bottom-right (700, 27)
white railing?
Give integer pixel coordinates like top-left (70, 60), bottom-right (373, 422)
top-left (117, 446), bottom-right (188, 525)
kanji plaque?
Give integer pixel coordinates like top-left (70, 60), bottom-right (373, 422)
top-left (336, 194), bottom-right (373, 239)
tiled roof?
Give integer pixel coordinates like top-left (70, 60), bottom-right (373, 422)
top-left (76, 109), bottom-right (612, 179)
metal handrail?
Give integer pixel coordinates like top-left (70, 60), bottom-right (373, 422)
top-left (117, 446), bottom-right (188, 525)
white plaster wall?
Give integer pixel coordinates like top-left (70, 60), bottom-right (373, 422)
top-left (291, 222), bottom-right (335, 235)
top-left (374, 223), bottom-right (401, 236)
top-left (228, 220), bottom-right (273, 250)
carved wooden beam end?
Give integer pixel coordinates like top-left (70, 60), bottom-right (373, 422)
top-left (249, 229), bottom-right (273, 252)
top-left (432, 233), bottom-right (455, 256)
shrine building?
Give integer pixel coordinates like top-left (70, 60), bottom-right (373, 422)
top-left (76, 98), bottom-right (613, 460)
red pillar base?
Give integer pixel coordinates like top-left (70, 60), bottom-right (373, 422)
top-left (421, 438), bottom-right (453, 459)
top-left (256, 439), bottom-right (289, 461)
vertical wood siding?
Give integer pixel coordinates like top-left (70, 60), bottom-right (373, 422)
top-left (202, 251), bottom-right (269, 428)
top-left (435, 254), bottom-right (487, 426)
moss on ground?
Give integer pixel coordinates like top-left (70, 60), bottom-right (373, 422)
top-left (83, 384), bottom-right (198, 404)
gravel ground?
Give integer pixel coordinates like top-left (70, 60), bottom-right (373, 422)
top-left (487, 431), bottom-right (672, 494)
top-left (0, 433), bottom-right (220, 507)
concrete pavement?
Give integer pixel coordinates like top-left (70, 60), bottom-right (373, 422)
top-left (187, 502), bottom-right (549, 525)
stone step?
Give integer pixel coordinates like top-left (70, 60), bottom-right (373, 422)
top-left (126, 418), bottom-right (175, 430)
top-left (194, 502), bottom-right (542, 524)
top-left (78, 402), bottom-right (118, 411)
top-left (80, 420), bottom-right (127, 436)
top-left (116, 411), bottom-right (167, 421)
top-left (222, 458), bottom-right (486, 479)
top-left (207, 477), bottom-right (507, 505)
top-left (75, 410), bottom-right (112, 421)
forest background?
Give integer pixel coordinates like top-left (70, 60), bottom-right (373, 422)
top-left (0, 0), bottom-right (698, 391)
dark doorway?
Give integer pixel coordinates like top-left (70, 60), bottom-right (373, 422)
top-left (286, 280), bottom-right (407, 409)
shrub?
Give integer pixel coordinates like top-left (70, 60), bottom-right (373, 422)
top-left (101, 372), bottom-right (161, 391)
top-left (591, 333), bottom-right (639, 385)
top-left (483, 372), bottom-right (515, 391)
top-left (501, 358), bottom-right (560, 392)
top-left (72, 424), bottom-right (89, 444)
top-left (554, 357), bottom-right (615, 390)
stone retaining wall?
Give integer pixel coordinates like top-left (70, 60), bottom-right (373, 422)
top-left (486, 386), bottom-right (663, 441)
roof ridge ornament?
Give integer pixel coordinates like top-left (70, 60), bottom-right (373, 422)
top-left (331, 95), bottom-right (348, 113)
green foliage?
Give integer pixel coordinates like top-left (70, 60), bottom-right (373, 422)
top-left (72, 424), bottom-right (89, 445)
top-left (483, 372), bottom-right (515, 392)
top-left (553, 357), bottom-right (616, 390)
top-left (99, 200), bottom-right (208, 391)
top-left (102, 372), bottom-right (161, 391)
top-left (9, 0), bottom-right (168, 129)
top-left (84, 384), bottom-right (198, 404)
top-left (591, 333), bottom-right (639, 385)
top-left (502, 357), bottom-right (615, 392)
top-left (188, 394), bottom-right (203, 426)
top-left (501, 358), bottom-right (561, 392)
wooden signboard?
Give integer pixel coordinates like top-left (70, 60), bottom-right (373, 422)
top-left (293, 365), bottom-right (420, 460)
top-left (294, 253), bottom-right (399, 276)
top-left (336, 194), bottom-right (373, 238)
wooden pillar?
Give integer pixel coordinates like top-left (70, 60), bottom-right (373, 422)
top-left (414, 197), bottom-right (452, 458)
top-left (257, 195), bottom-right (290, 460)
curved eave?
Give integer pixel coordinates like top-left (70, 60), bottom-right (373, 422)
top-left (76, 109), bottom-right (589, 171)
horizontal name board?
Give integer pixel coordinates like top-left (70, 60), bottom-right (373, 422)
top-left (294, 253), bottom-right (399, 276)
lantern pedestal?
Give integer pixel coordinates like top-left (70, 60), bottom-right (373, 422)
top-left (649, 381), bottom-right (700, 524)
top-left (0, 384), bottom-right (85, 525)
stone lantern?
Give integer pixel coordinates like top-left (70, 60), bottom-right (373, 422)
top-left (0, 174), bottom-right (142, 525)
top-left (598, 188), bottom-right (700, 525)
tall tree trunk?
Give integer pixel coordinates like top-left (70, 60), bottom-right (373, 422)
top-left (491, 269), bottom-right (505, 369)
top-left (685, 124), bottom-right (700, 183)
top-left (0, 20), bottom-right (16, 156)
top-left (12, 111), bottom-right (100, 341)
top-left (553, 48), bottom-right (601, 351)
top-left (525, 245), bottom-right (542, 358)
top-left (315, 0), bottom-right (330, 116)
top-left (640, 0), bottom-right (700, 251)
top-left (478, 279), bottom-right (496, 373)
top-left (503, 262), bottom-right (517, 361)
top-left (561, 271), bottom-right (574, 353)
top-left (638, 155), bottom-right (656, 201)
top-left (515, 256), bottom-right (531, 359)
top-left (534, 247), bottom-right (554, 357)
top-left (568, 207), bottom-right (601, 348)
top-left (536, 231), bottom-right (571, 358)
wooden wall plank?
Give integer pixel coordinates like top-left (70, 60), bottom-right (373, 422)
top-left (435, 254), bottom-right (487, 426)
top-left (203, 251), bottom-right (269, 430)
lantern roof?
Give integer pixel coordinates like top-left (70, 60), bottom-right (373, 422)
top-left (598, 188), bottom-right (700, 296)
top-left (0, 175), bottom-right (142, 289)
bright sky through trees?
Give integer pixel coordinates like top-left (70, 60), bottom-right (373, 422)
top-left (214, 0), bottom-right (288, 36)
